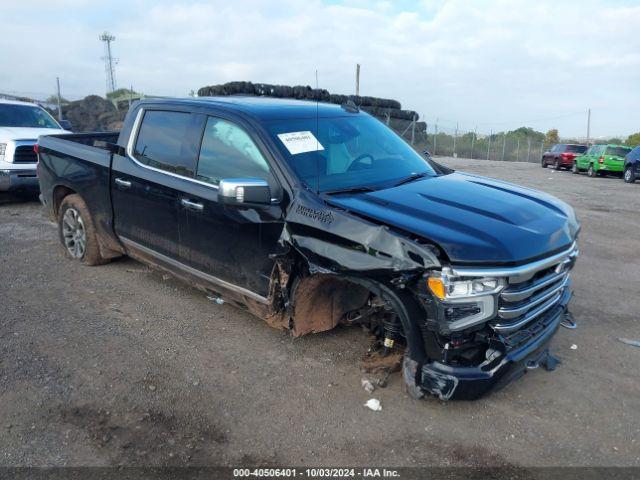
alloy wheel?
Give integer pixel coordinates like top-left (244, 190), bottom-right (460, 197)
top-left (62, 208), bottom-right (87, 259)
top-left (624, 168), bottom-right (634, 183)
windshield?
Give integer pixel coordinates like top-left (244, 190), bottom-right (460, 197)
top-left (0, 104), bottom-right (61, 129)
top-left (565, 145), bottom-right (587, 153)
top-left (605, 146), bottom-right (631, 157)
top-left (267, 115), bottom-right (438, 193)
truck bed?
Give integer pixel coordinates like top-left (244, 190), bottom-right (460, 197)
top-left (37, 131), bottom-right (122, 253)
top-left (38, 132), bottom-right (119, 166)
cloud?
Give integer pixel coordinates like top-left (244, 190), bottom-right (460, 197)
top-left (1, 0), bottom-right (638, 136)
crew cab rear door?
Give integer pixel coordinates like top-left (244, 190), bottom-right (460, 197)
top-left (111, 108), bottom-right (203, 261)
top-left (178, 115), bottom-right (285, 299)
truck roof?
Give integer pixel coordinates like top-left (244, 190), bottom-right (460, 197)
top-left (137, 96), bottom-right (357, 121)
top-left (0, 98), bottom-right (40, 106)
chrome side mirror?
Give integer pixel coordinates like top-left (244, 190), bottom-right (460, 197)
top-left (219, 178), bottom-right (271, 206)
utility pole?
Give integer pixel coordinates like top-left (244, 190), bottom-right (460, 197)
top-left (516, 137), bottom-right (520, 162)
top-left (487, 130), bottom-right (492, 160)
top-left (501, 132), bottom-right (506, 161)
top-left (453, 122), bottom-right (458, 157)
top-left (55, 77), bottom-right (62, 121)
top-left (100, 31), bottom-right (117, 94)
top-left (434, 119), bottom-right (438, 156)
top-left (410, 114), bottom-right (416, 146)
top-left (470, 125), bottom-right (477, 159)
top-left (424, 120), bottom-right (428, 151)
top-left (355, 64), bottom-right (360, 97)
top-left (527, 138), bottom-right (531, 162)
top-left (586, 108), bottom-right (591, 145)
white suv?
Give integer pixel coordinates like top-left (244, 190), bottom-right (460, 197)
top-left (0, 99), bottom-right (70, 192)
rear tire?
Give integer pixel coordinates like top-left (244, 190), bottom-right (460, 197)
top-left (624, 167), bottom-right (636, 183)
top-left (553, 159), bottom-right (561, 170)
top-left (587, 164), bottom-right (597, 178)
top-left (58, 194), bottom-right (107, 266)
top-left (571, 163), bottom-right (580, 174)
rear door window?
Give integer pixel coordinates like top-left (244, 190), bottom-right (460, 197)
top-left (566, 145), bottom-right (587, 153)
top-left (605, 146), bottom-right (632, 157)
top-left (133, 110), bottom-right (201, 177)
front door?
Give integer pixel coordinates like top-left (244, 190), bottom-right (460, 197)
top-left (179, 115), bottom-right (285, 298)
top-left (111, 108), bottom-right (203, 261)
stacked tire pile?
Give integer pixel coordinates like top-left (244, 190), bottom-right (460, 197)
top-left (60, 96), bottom-right (126, 132)
top-left (197, 82), bottom-right (426, 140)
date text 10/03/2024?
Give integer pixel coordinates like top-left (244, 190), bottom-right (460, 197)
top-left (233, 468), bottom-right (401, 478)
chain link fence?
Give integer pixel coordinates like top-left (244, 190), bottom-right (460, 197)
top-left (401, 122), bottom-right (553, 163)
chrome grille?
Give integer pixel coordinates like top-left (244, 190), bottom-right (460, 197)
top-left (491, 246), bottom-right (577, 334)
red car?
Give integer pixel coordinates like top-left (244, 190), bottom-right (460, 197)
top-left (541, 144), bottom-right (588, 170)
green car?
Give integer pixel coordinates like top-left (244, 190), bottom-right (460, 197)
top-left (572, 144), bottom-right (633, 177)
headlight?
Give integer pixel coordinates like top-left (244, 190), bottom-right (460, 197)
top-left (427, 271), bottom-right (504, 300)
top-left (427, 269), bottom-right (505, 331)
top-left (0, 143), bottom-right (6, 161)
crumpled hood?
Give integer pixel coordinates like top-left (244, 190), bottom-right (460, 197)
top-left (0, 126), bottom-right (68, 141)
top-left (327, 172), bottom-right (579, 265)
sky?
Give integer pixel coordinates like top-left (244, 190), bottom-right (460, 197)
top-left (1, 0), bottom-right (639, 138)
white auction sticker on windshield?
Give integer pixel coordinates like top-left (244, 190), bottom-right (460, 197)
top-left (277, 131), bottom-right (324, 155)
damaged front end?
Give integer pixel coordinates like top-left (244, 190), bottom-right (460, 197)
top-left (271, 190), bottom-right (578, 401)
top-left (405, 243), bottom-right (578, 400)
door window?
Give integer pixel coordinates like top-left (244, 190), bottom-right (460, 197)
top-left (196, 117), bottom-right (278, 191)
top-left (133, 110), bottom-right (200, 177)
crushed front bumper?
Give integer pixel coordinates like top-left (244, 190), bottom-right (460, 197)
top-left (412, 289), bottom-right (572, 401)
top-left (0, 169), bottom-right (39, 192)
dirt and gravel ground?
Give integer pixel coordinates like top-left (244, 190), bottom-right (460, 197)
top-left (0, 157), bottom-right (639, 468)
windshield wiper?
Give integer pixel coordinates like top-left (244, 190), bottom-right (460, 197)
top-left (322, 186), bottom-right (376, 195)
top-left (393, 172), bottom-right (430, 187)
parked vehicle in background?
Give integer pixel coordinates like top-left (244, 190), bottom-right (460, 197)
top-left (623, 146), bottom-right (640, 183)
top-left (37, 97), bottom-right (580, 401)
top-left (573, 144), bottom-right (632, 177)
top-left (0, 99), bottom-right (71, 192)
top-left (541, 144), bottom-right (587, 170)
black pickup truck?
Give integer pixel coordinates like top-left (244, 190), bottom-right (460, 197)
top-left (37, 97), bottom-right (579, 400)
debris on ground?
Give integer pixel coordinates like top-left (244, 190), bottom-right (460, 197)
top-left (207, 296), bottom-right (224, 305)
top-left (570, 344), bottom-right (578, 350)
top-left (361, 378), bottom-right (375, 394)
top-left (364, 399), bottom-right (382, 412)
top-left (618, 338), bottom-right (640, 348)
top-left (376, 370), bottom-right (392, 388)
top-left (362, 345), bottom-right (403, 374)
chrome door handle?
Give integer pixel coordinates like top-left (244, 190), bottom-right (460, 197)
top-left (115, 178), bottom-right (131, 189)
top-left (180, 198), bottom-right (204, 212)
